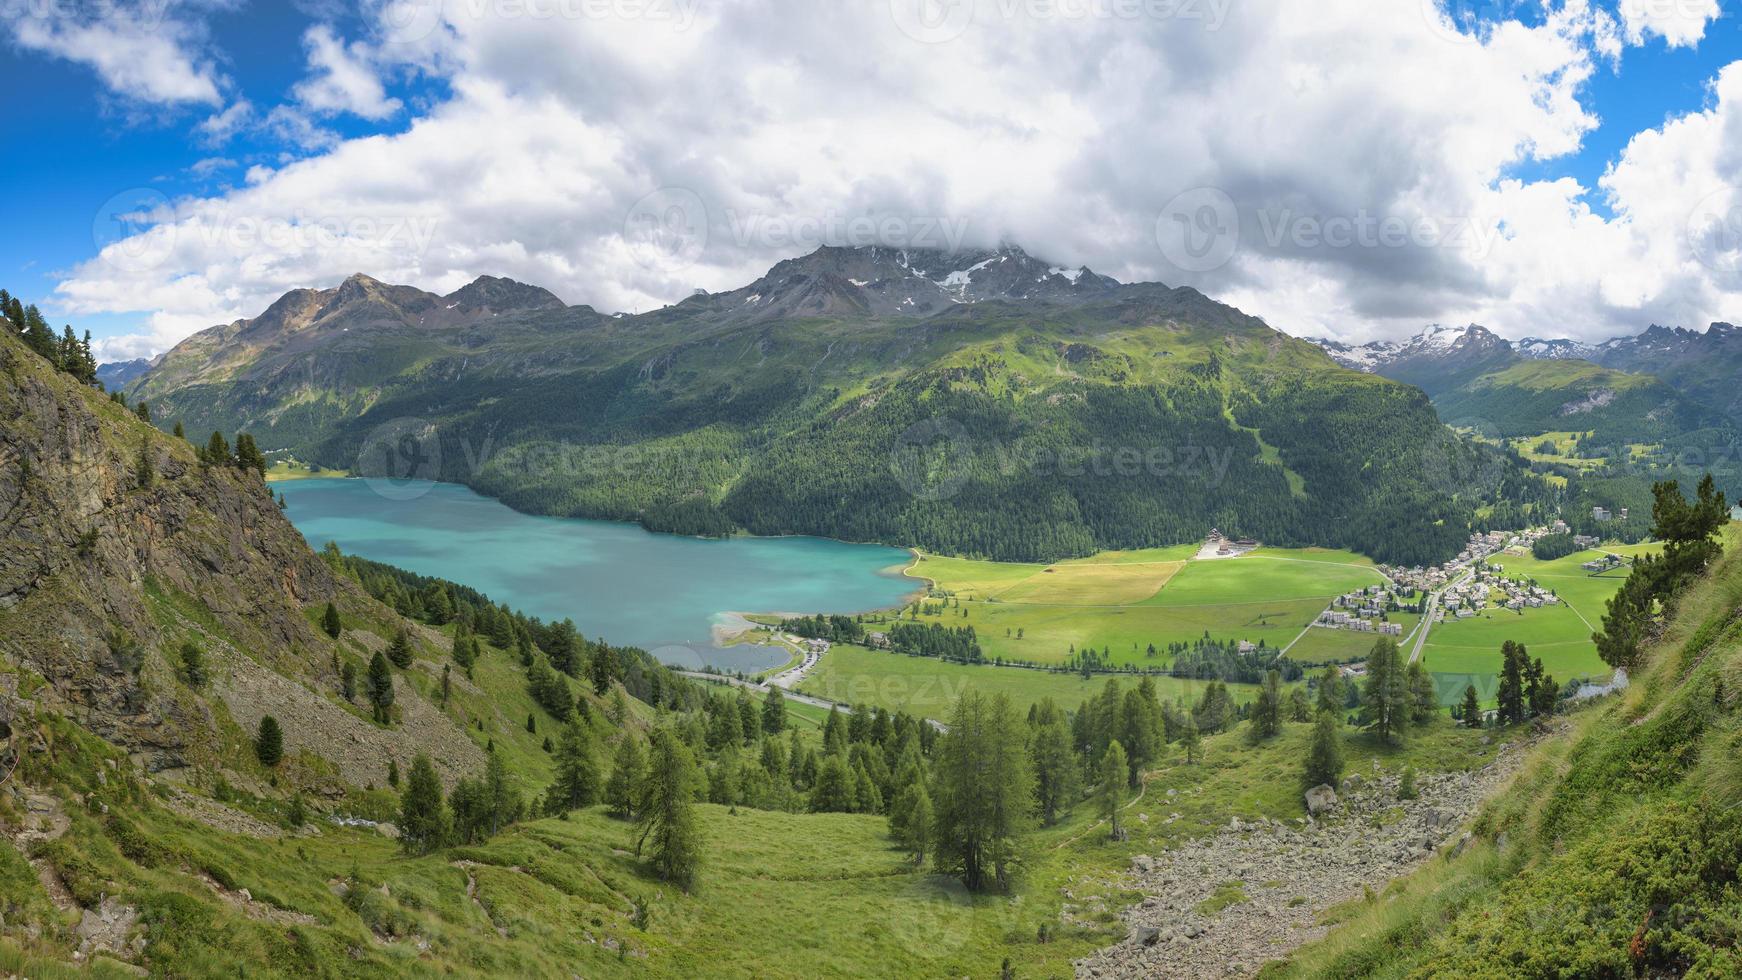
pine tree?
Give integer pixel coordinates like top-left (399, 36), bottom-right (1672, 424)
top-left (173, 420), bottom-right (185, 439)
top-left (1397, 766), bottom-right (1418, 800)
top-left (635, 729), bottom-right (702, 889)
top-left (341, 661), bottom-right (358, 702)
top-left (322, 602), bottom-right (342, 639)
top-left (808, 755), bottom-right (854, 812)
top-left (1496, 640), bottom-right (1526, 725)
top-left (1028, 701), bottom-right (1079, 826)
top-left (399, 754), bottom-right (449, 855)
top-left (1249, 668), bottom-right (1283, 741)
top-left (930, 691), bottom-right (1032, 893)
top-left (1362, 639), bottom-right (1409, 744)
top-left (179, 641), bottom-right (206, 688)
top-left (1304, 709), bottom-right (1344, 788)
top-left (549, 718), bottom-right (600, 812)
top-left (234, 433), bottom-right (266, 475)
top-left (1180, 714), bottom-right (1201, 764)
top-left (822, 705), bottom-right (847, 754)
top-left (1406, 660), bottom-right (1439, 725)
top-left (386, 627), bottom-right (414, 668)
top-left (255, 715), bottom-right (284, 767)
top-left (904, 783), bottom-right (933, 865)
top-left (1461, 684), bottom-right (1482, 728)
top-left (761, 685), bottom-right (786, 735)
top-left (1315, 666), bottom-right (1343, 714)
top-left (367, 651), bottom-right (395, 724)
top-left (605, 734), bottom-right (646, 819)
top-left (1097, 740), bottom-right (1128, 841)
top-left (203, 431), bottom-right (232, 466)
top-left (134, 433), bottom-right (154, 488)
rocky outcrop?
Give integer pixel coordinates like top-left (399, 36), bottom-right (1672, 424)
top-left (1076, 738), bottom-right (1542, 979)
top-left (0, 330), bottom-right (478, 780)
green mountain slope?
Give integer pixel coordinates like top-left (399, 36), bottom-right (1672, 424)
top-left (128, 247), bottom-right (1515, 566)
top-left (1274, 522), bottom-right (1742, 977)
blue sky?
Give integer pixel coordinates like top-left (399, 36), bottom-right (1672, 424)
top-left (5, 0), bottom-right (1742, 356)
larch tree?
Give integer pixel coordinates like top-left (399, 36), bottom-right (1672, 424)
top-left (635, 729), bottom-right (702, 890)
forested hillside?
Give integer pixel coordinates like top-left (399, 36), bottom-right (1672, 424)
top-left (123, 248), bottom-right (1522, 566)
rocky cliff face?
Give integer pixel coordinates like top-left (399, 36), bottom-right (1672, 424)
top-left (0, 329), bottom-right (480, 782)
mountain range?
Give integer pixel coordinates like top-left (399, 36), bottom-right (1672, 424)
top-left (1311, 323), bottom-right (1742, 456)
top-left (120, 244), bottom-right (1511, 566)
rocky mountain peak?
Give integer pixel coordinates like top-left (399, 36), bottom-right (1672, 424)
top-left (443, 275), bottom-right (566, 314)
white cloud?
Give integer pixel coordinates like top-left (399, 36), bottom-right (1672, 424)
top-left (49, 0), bottom-right (1742, 356)
top-left (291, 24), bottom-right (401, 120)
top-left (3, 0), bottom-right (227, 106)
top-left (1617, 0), bottom-right (1720, 47)
top-left (196, 98), bottom-right (254, 145)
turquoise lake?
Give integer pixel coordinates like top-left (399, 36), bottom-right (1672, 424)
top-left (275, 478), bottom-right (920, 672)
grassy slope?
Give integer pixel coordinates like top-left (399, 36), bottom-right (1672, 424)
top-left (1268, 526), bottom-right (1742, 977)
top-left (1, 654), bottom-right (1495, 980)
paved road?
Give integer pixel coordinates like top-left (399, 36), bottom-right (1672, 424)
top-left (1408, 567), bottom-right (1474, 665)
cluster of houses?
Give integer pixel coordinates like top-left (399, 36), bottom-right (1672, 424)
top-left (1313, 584), bottom-right (1407, 636)
top-left (1591, 505), bottom-right (1629, 523)
top-left (1438, 563), bottom-right (1561, 621)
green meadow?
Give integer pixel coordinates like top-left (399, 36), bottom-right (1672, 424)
top-left (798, 644), bottom-right (1261, 721)
top-left (900, 547), bottom-right (1386, 668)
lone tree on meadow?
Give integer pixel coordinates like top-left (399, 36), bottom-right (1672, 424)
top-left (255, 715), bottom-right (283, 767)
top-left (321, 602), bottom-right (342, 639)
top-left (636, 729), bottom-right (702, 889)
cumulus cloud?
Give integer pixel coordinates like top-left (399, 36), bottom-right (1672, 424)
top-left (1617, 0), bottom-right (1721, 46)
top-left (2, 0), bottom-right (228, 106)
top-left (50, 0), bottom-right (1742, 358)
top-left (291, 24), bottom-right (401, 120)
